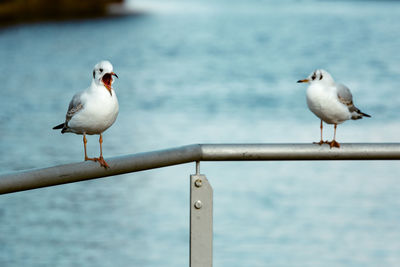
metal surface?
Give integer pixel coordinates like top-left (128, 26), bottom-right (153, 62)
top-left (190, 174), bottom-right (213, 267)
top-left (0, 144), bottom-right (201, 194)
top-left (0, 143), bottom-right (400, 194)
top-left (1, 143), bottom-right (400, 266)
top-left (200, 143), bottom-right (400, 161)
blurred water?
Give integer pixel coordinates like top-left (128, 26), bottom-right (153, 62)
top-left (0, 0), bottom-right (400, 266)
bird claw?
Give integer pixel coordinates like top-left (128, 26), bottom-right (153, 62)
top-left (85, 156), bottom-right (110, 169)
top-left (328, 140), bottom-right (340, 148)
top-left (94, 156), bottom-right (110, 169)
top-left (313, 140), bottom-right (340, 148)
top-left (313, 140), bottom-right (329, 146)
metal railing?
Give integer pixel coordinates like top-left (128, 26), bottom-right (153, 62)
top-left (1, 143), bottom-right (400, 267)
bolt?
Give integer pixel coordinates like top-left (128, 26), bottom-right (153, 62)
top-left (194, 200), bottom-right (202, 209)
top-left (194, 179), bottom-right (202, 187)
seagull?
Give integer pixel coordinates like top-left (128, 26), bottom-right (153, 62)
top-left (53, 60), bottom-right (119, 168)
top-left (297, 69), bottom-right (370, 148)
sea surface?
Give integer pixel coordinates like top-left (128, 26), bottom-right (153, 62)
top-left (0, 0), bottom-right (400, 266)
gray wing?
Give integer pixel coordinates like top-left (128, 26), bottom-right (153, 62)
top-left (337, 83), bottom-right (371, 119)
top-left (336, 83), bottom-right (358, 113)
top-left (337, 84), bottom-right (353, 105)
top-left (65, 92), bottom-right (84, 122)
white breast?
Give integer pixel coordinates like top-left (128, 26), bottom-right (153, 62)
top-left (68, 87), bottom-right (119, 135)
top-left (306, 83), bottom-right (350, 124)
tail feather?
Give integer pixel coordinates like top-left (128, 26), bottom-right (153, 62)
top-left (53, 123), bottom-right (65, 130)
top-left (53, 123), bottom-right (69, 133)
top-left (360, 111), bottom-right (371, 118)
top-left (351, 111), bottom-right (371, 120)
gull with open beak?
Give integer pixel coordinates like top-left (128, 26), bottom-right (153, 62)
top-left (53, 60), bottom-right (119, 168)
top-left (297, 69), bottom-right (370, 148)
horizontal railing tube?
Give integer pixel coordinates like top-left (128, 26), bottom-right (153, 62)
top-left (0, 143), bottom-right (400, 194)
top-left (0, 144), bottom-right (202, 194)
top-left (200, 143), bottom-right (400, 161)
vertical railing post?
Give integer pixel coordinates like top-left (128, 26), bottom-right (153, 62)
top-left (190, 162), bottom-right (213, 267)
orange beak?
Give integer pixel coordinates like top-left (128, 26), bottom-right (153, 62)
top-left (102, 72), bottom-right (118, 94)
top-left (297, 79), bottom-right (309, 83)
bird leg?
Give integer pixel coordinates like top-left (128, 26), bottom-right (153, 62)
top-left (83, 133), bottom-right (97, 162)
top-left (328, 124), bottom-right (340, 148)
top-left (83, 133), bottom-right (109, 168)
top-left (313, 120), bottom-right (329, 145)
top-left (95, 133), bottom-right (110, 169)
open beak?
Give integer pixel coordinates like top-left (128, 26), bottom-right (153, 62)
top-left (297, 79), bottom-right (309, 83)
top-left (102, 72), bottom-right (118, 94)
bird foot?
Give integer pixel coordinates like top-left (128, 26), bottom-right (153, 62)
top-left (313, 140), bottom-right (329, 146)
top-left (97, 156), bottom-right (110, 169)
top-left (328, 140), bottom-right (340, 148)
top-left (85, 156), bottom-right (110, 169)
top-left (95, 156), bottom-right (110, 169)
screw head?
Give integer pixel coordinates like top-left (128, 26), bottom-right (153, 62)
top-left (194, 200), bottom-right (202, 209)
top-left (194, 179), bottom-right (202, 187)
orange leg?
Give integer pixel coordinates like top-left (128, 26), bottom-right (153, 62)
top-left (83, 133), bottom-right (96, 161)
top-left (96, 133), bottom-right (109, 169)
top-left (328, 124), bottom-right (340, 148)
top-left (320, 119), bottom-right (323, 142)
top-left (313, 120), bottom-right (327, 145)
top-left (83, 133), bottom-right (109, 168)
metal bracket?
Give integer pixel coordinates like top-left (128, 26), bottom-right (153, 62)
top-left (190, 162), bottom-right (213, 267)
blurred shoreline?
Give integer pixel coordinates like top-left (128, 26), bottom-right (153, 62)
top-left (0, 0), bottom-right (141, 27)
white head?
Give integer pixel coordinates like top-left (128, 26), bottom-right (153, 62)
top-left (92, 60), bottom-right (118, 93)
top-left (297, 69), bottom-right (335, 85)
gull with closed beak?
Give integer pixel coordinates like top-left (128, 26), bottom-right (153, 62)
top-left (297, 69), bottom-right (370, 148)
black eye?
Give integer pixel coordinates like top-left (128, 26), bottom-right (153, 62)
top-left (311, 73), bottom-right (316, 80)
top-left (319, 74), bottom-right (323, 80)
top-left (99, 68), bottom-right (103, 73)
